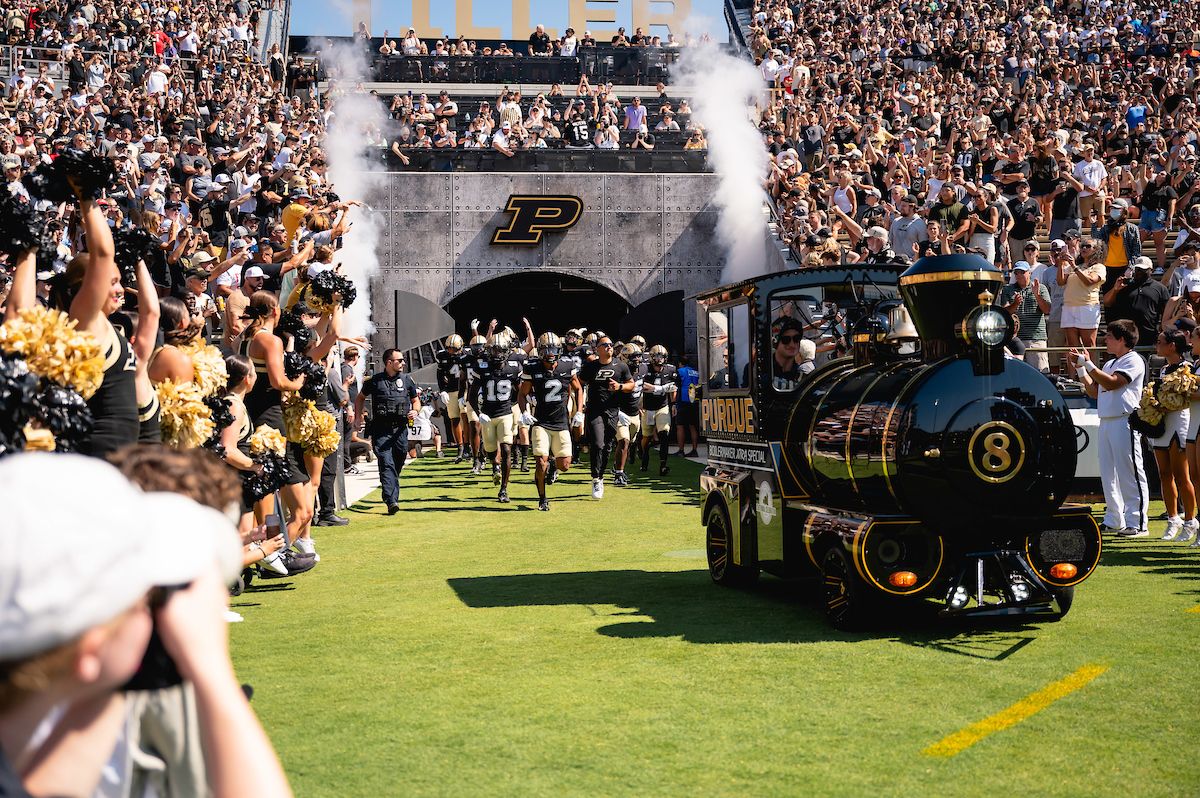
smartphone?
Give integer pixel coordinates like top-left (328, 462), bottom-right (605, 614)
top-left (266, 513), bottom-right (285, 545)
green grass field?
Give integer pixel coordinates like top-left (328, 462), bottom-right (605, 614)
top-left (230, 455), bottom-right (1200, 797)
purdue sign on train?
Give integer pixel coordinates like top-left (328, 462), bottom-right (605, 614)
top-left (695, 254), bottom-right (1100, 629)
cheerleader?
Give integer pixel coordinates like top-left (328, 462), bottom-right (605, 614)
top-left (223, 353), bottom-right (289, 573)
top-left (235, 291), bottom-right (314, 551)
top-left (131, 259), bottom-right (162, 443)
top-left (1151, 328), bottom-right (1197, 541)
top-left (147, 297), bottom-right (197, 385)
top-left (1183, 326), bottom-right (1200, 546)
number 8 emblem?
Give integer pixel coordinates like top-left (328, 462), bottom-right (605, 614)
top-left (967, 421), bottom-right (1025, 484)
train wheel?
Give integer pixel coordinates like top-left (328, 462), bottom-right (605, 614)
top-left (822, 547), bottom-right (866, 630)
top-left (706, 503), bottom-right (757, 587)
top-left (1050, 586), bottom-right (1074, 620)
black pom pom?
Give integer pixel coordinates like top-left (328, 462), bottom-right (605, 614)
top-left (113, 226), bottom-right (158, 288)
top-left (0, 353), bottom-right (40, 458)
top-left (311, 270), bottom-right (357, 309)
top-left (0, 189), bottom-right (45, 257)
top-left (276, 311), bottom-right (314, 354)
top-left (52, 149), bottom-right (118, 202)
top-left (283, 352), bottom-right (328, 402)
top-left (33, 383), bottom-right (94, 453)
top-left (21, 162), bottom-right (74, 204)
top-left (242, 451), bottom-right (288, 504)
top-left (202, 395), bottom-right (234, 452)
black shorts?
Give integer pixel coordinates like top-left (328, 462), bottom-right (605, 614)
top-left (676, 402), bottom-right (699, 427)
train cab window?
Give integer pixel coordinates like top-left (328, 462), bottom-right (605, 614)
top-left (703, 301), bottom-right (752, 391)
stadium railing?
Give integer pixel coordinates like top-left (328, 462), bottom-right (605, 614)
top-left (381, 147), bottom-right (710, 173)
top-left (368, 47), bottom-right (679, 86)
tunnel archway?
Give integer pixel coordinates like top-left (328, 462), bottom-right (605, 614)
top-left (446, 272), bottom-right (631, 340)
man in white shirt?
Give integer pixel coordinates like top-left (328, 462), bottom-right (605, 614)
top-left (1072, 144), bottom-right (1107, 231)
top-left (1072, 318), bottom-right (1148, 535)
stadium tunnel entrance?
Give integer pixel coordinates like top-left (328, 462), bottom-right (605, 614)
top-left (447, 272), bottom-right (631, 343)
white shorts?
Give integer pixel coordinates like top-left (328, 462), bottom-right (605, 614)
top-left (531, 426), bottom-right (571, 458)
top-left (463, 402), bottom-right (478, 423)
top-left (616, 410), bottom-right (641, 442)
top-left (1061, 304), bottom-right (1102, 330)
top-left (445, 391), bottom-right (461, 420)
top-left (641, 405), bottom-right (671, 435)
top-left (1150, 408), bottom-right (1189, 450)
top-left (480, 413), bottom-right (515, 451)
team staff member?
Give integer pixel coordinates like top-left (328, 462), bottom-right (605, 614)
top-left (640, 345), bottom-right (678, 475)
top-left (579, 335), bottom-right (635, 500)
top-left (675, 356), bottom-right (701, 457)
top-left (518, 333), bottom-right (584, 511)
top-left (1071, 320), bottom-right (1148, 536)
top-left (355, 349), bottom-right (421, 515)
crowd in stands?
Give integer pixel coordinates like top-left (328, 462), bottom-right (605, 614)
top-left (0, 4), bottom-right (368, 794)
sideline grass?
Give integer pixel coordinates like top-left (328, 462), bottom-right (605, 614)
top-left (231, 455), bottom-right (1200, 797)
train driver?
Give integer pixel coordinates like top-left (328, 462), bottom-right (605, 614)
top-left (772, 318), bottom-right (807, 391)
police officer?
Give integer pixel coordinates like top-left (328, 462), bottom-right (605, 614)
top-left (354, 348), bottom-right (421, 515)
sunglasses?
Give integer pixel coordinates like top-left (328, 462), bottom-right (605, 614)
top-left (597, 342), bottom-right (613, 348)
top-left (1080, 243), bottom-right (1095, 249)
top-left (779, 334), bottom-right (802, 344)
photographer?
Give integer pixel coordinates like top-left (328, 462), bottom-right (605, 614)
top-left (631, 131), bottom-right (655, 150)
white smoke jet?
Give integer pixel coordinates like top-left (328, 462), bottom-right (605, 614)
top-left (673, 37), bottom-right (770, 283)
top-left (316, 40), bottom-right (386, 346)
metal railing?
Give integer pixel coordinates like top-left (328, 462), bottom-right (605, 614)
top-left (380, 146), bottom-right (710, 173)
top-left (365, 48), bottom-right (679, 86)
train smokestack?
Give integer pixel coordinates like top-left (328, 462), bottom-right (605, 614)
top-left (898, 254), bottom-right (1005, 362)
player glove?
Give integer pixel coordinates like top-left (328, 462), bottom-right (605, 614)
top-left (477, 413), bottom-right (492, 424)
top-left (439, 391), bottom-right (450, 406)
top-left (617, 411), bottom-right (631, 426)
top-left (520, 412), bottom-right (536, 426)
top-left (572, 412), bottom-right (585, 427)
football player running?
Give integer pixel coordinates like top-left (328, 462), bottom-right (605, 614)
top-left (460, 334), bottom-right (489, 473)
top-left (436, 334), bottom-right (466, 459)
top-left (474, 331), bottom-right (523, 502)
top-left (578, 334), bottom-right (635, 499)
top-left (518, 332), bottom-right (584, 511)
top-left (640, 344), bottom-right (678, 475)
top-left (612, 343), bottom-right (646, 487)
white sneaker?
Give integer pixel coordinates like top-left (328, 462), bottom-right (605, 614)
top-left (591, 479), bottom-right (604, 500)
top-left (293, 536), bottom-right (320, 562)
top-left (224, 610), bottom-right (244, 623)
top-left (260, 550), bottom-right (288, 575)
top-left (1178, 519), bottom-right (1199, 544)
top-left (1117, 527), bottom-right (1149, 538)
top-left (1162, 517), bottom-right (1183, 541)
top-left (1191, 534), bottom-right (1200, 548)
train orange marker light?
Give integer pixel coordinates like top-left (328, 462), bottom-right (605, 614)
top-left (1049, 563), bottom-right (1078, 580)
top-left (888, 571), bottom-right (918, 588)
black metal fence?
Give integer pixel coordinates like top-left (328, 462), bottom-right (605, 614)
top-left (370, 48), bottom-right (679, 85)
top-left (379, 147), bottom-right (709, 173)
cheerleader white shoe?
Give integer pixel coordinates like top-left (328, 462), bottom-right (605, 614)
top-left (292, 536), bottom-right (319, 562)
top-left (1178, 519), bottom-right (1199, 544)
top-left (1161, 517), bottom-right (1183, 541)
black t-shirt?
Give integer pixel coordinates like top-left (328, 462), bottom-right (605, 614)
top-left (1008, 197), bottom-right (1042, 239)
top-left (529, 31), bottom-right (551, 54)
top-left (579, 358), bottom-right (633, 416)
top-left (1110, 278), bottom-right (1169, 346)
top-left (522, 359), bottom-right (576, 430)
top-left (1051, 183), bottom-right (1080, 221)
top-left (1141, 182), bottom-right (1178, 213)
top-left (245, 257), bottom-right (283, 292)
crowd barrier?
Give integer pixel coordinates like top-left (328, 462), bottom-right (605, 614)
top-left (382, 147), bottom-right (710, 172)
top-left (367, 47), bottom-right (679, 86)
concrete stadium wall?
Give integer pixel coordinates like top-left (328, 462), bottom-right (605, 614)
top-left (368, 172), bottom-right (743, 352)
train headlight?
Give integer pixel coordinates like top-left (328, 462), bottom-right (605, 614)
top-left (974, 309), bottom-right (1007, 346)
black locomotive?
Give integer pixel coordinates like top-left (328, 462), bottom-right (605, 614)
top-left (696, 254), bottom-right (1100, 628)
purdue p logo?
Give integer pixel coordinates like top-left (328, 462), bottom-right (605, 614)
top-left (491, 195), bottom-right (583, 245)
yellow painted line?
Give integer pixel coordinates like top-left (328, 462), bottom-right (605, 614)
top-left (922, 664), bottom-right (1109, 758)
top-left (1187, 605), bottom-right (1200, 614)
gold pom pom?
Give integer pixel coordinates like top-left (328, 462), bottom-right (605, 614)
top-left (21, 424), bottom-right (56, 452)
top-left (282, 394), bottom-right (340, 458)
top-left (0, 307), bottom-right (104, 399)
top-left (186, 342), bottom-right (229, 399)
top-left (248, 424), bottom-right (287, 457)
top-left (156, 379), bottom-right (214, 449)
top-left (307, 294), bottom-right (333, 316)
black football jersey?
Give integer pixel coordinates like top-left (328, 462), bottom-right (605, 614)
top-left (475, 360), bottom-right (522, 416)
top-left (642, 364), bottom-right (678, 411)
top-left (618, 362), bottom-right (646, 415)
top-left (522, 359), bottom-right (577, 431)
top-left (435, 349), bottom-right (462, 392)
